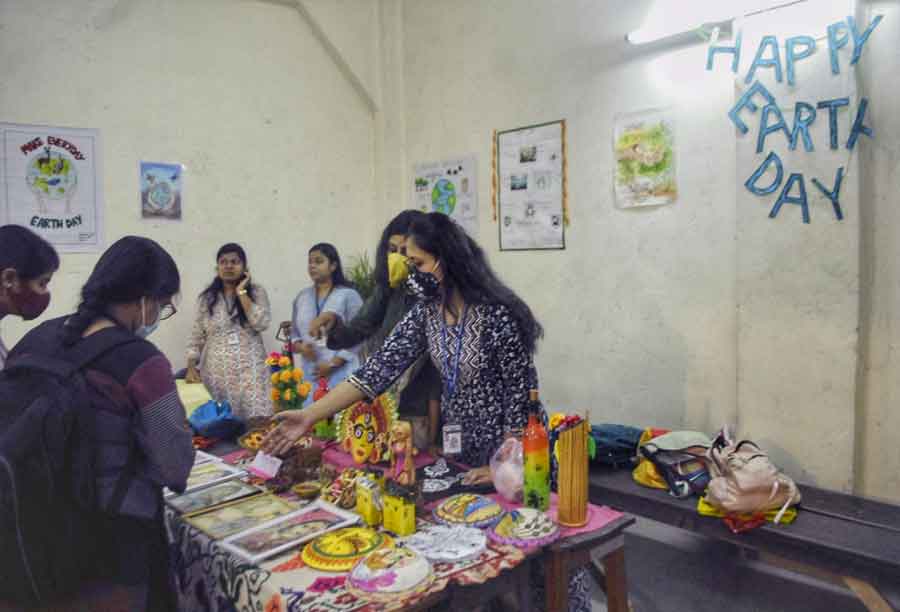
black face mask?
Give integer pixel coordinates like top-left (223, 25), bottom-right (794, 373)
top-left (404, 261), bottom-right (441, 300)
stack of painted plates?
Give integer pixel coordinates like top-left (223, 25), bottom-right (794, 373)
top-left (347, 547), bottom-right (435, 603)
top-left (301, 527), bottom-right (394, 572)
top-left (487, 508), bottom-right (560, 548)
top-left (403, 523), bottom-right (487, 563)
top-left (431, 493), bottom-right (504, 529)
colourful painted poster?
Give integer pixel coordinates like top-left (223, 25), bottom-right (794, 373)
top-left (412, 155), bottom-right (477, 236)
top-left (0, 123), bottom-right (104, 252)
top-left (613, 109), bottom-right (677, 208)
top-left (141, 161), bottom-right (183, 219)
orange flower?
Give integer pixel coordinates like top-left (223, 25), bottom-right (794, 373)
top-left (298, 382), bottom-right (313, 398)
top-left (283, 389), bottom-right (294, 402)
top-left (270, 372), bottom-right (280, 384)
top-left (279, 370), bottom-right (293, 384)
top-left (291, 368), bottom-right (304, 382)
top-left (278, 356), bottom-right (291, 368)
top-left (271, 389), bottom-right (281, 401)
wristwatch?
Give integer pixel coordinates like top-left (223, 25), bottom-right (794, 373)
top-left (238, 289), bottom-right (248, 296)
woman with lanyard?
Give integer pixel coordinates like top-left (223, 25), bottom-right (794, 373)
top-left (288, 243), bottom-right (363, 406)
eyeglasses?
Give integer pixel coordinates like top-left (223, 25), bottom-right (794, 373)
top-left (159, 303), bottom-right (177, 321)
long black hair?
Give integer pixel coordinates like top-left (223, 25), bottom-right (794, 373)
top-left (373, 210), bottom-right (427, 290)
top-left (408, 213), bottom-right (543, 354)
top-left (308, 243), bottom-right (351, 287)
top-left (64, 236), bottom-right (180, 345)
top-left (200, 243), bottom-right (256, 328)
top-left (0, 225), bottom-right (60, 280)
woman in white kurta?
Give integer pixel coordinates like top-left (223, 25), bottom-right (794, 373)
top-left (289, 243), bottom-right (362, 406)
top-left (186, 243), bottom-right (274, 420)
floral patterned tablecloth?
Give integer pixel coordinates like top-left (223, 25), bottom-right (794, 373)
top-left (166, 510), bottom-right (526, 612)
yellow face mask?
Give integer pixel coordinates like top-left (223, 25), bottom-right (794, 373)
top-left (387, 252), bottom-right (410, 288)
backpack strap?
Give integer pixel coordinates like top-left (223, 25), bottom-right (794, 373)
top-left (5, 330), bottom-right (141, 380)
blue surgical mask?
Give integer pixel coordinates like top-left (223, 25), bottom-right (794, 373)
top-left (136, 297), bottom-right (160, 338)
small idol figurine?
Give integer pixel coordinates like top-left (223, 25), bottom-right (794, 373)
top-left (388, 421), bottom-right (418, 487)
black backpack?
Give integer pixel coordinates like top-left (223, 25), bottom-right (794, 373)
top-left (0, 331), bottom-right (138, 606)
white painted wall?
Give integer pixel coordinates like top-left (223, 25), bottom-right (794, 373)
top-left (0, 0), bottom-right (379, 366)
top-left (857, 0), bottom-right (900, 502)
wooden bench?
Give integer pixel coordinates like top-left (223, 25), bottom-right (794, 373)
top-left (589, 465), bottom-right (900, 612)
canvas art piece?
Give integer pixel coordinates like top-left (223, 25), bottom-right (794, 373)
top-left (613, 108), bottom-right (677, 209)
top-left (164, 461), bottom-right (245, 497)
top-left (185, 493), bottom-right (298, 540)
top-left (167, 480), bottom-right (262, 515)
top-left (220, 500), bottom-right (358, 564)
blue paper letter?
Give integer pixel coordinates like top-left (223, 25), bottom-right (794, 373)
top-left (847, 97), bottom-right (873, 150)
top-left (817, 98), bottom-right (850, 149)
top-left (786, 36), bottom-right (816, 85)
top-left (744, 151), bottom-right (784, 196)
top-left (811, 167), bottom-right (845, 221)
top-left (745, 36), bottom-right (783, 84)
top-left (789, 102), bottom-right (816, 152)
top-left (757, 104), bottom-right (791, 153)
top-left (707, 30), bottom-right (742, 73)
top-left (848, 15), bottom-right (883, 65)
top-left (729, 80), bottom-right (777, 134)
top-left (770, 173), bottom-right (809, 224)
top-left (827, 20), bottom-right (849, 74)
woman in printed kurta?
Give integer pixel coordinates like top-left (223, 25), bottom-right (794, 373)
top-left (186, 243), bottom-right (274, 420)
top-left (288, 243), bottom-right (363, 406)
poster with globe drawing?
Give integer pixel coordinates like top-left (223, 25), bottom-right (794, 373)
top-left (412, 155), bottom-right (477, 237)
top-left (0, 123), bottom-right (104, 252)
top-left (613, 108), bottom-right (677, 209)
top-left (496, 120), bottom-right (566, 251)
top-left (141, 161), bottom-right (183, 220)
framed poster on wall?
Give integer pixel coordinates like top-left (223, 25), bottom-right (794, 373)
top-left (493, 120), bottom-right (567, 251)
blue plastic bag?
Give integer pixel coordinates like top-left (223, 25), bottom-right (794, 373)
top-left (188, 400), bottom-right (245, 439)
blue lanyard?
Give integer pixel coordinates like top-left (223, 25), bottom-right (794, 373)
top-left (313, 287), bottom-right (334, 316)
top-left (440, 304), bottom-right (469, 400)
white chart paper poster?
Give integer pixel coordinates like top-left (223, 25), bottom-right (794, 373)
top-left (412, 155), bottom-right (478, 236)
top-left (496, 121), bottom-right (565, 250)
top-left (0, 123), bottom-right (104, 252)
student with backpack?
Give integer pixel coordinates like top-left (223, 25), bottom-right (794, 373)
top-left (1, 236), bottom-right (194, 611)
top-left (0, 225), bottom-right (59, 370)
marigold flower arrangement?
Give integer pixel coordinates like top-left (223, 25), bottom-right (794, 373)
top-left (265, 352), bottom-right (313, 411)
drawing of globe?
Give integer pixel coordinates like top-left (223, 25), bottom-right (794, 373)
top-left (26, 150), bottom-right (77, 201)
top-left (431, 178), bottom-right (457, 215)
top-left (147, 181), bottom-right (175, 211)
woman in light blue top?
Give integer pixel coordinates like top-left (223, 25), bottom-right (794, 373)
top-left (290, 243), bottom-right (363, 406)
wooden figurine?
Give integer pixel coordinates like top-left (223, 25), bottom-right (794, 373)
top-left (388, 421), bottom-right (418, 487)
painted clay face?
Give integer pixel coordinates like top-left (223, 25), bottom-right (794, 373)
top-left (341, 400), bottom-right (388, 464)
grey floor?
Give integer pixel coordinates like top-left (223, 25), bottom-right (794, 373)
top-left (586, 518), bottom-right (878, 612)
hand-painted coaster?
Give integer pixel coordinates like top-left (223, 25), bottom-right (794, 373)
top-left (431, 493), bottom-right (504, 529)
top-left (347, 547), bottom-right (434, 603)
top-left (487, 508), bottom-right (560, 548)
top-left (301, 527), bottom-right (394, 572)
top-left (402, 524), bottom-right (487, 563)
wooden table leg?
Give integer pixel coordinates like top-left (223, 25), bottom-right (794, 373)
top-left (545, 548), bottom-right (568, 612)
top-left (602, 547), bottom-right (629, 612)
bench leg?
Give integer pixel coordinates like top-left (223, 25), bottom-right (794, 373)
top-left (602, 547), bottom-right (630, 612)
top-left (546, 549), bottom-right (568, 612)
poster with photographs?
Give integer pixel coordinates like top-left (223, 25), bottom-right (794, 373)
top-left (495, 120), bottom-right (566, 250)
top-left (140, 161), bottom-right (183, 219)
top-left (613, 108), bottom-right (677, 208)
top-left (221, 500), bottom-right (358, 564)
top-left (412, 155), bottom-right (477, 237)
top-left (0, 122), bottom-right (104, 252)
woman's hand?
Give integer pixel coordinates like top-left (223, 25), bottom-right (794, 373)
top-left (461, 465), bottom-right (492, 486)
top-left (261, 410), bottom-right (316, 456)
top-left (316, 360), bottom-right (334, 379)
top-left (237, 272), bottom-right (251, 294)
top-left (308, 312), bottom-right (338, 338)
top-left (185, 364), bottom-right (202, 384)
top-left (297, 341), bottom-right (317, 362)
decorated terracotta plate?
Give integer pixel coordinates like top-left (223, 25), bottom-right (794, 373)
top-left (301, 527), bottom-right (394, 572)
top-left (239, 426), bottom-right (312, 451)
top-left (431, 493), bottom-right (504, 529)
top-left (402, 523), bottom-right (487, 562)
top-left (487, 508), bottom-right (560, 548)
top-left (347, 547), bottom-right (434, 603)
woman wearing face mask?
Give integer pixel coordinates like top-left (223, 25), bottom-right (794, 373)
top-left (305, 210), bottom-right (442, 453)
top-left (0, 225), bottom-right (59, 370)
top-left (185, 243), bottom-right (273, 419)
top-left (8, 236), bottom-right (194, 611)
top-left (287, 243), bottom-right (362, 405)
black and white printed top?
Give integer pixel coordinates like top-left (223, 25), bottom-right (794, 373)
top-left (349, 300), bottom-right (537, 467)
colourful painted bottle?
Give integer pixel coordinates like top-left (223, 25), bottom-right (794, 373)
top-left (523, 389), bottom-right (550, 511)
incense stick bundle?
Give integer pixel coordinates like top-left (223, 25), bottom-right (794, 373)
top-left (557, 419), bottom-right (589, 527)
